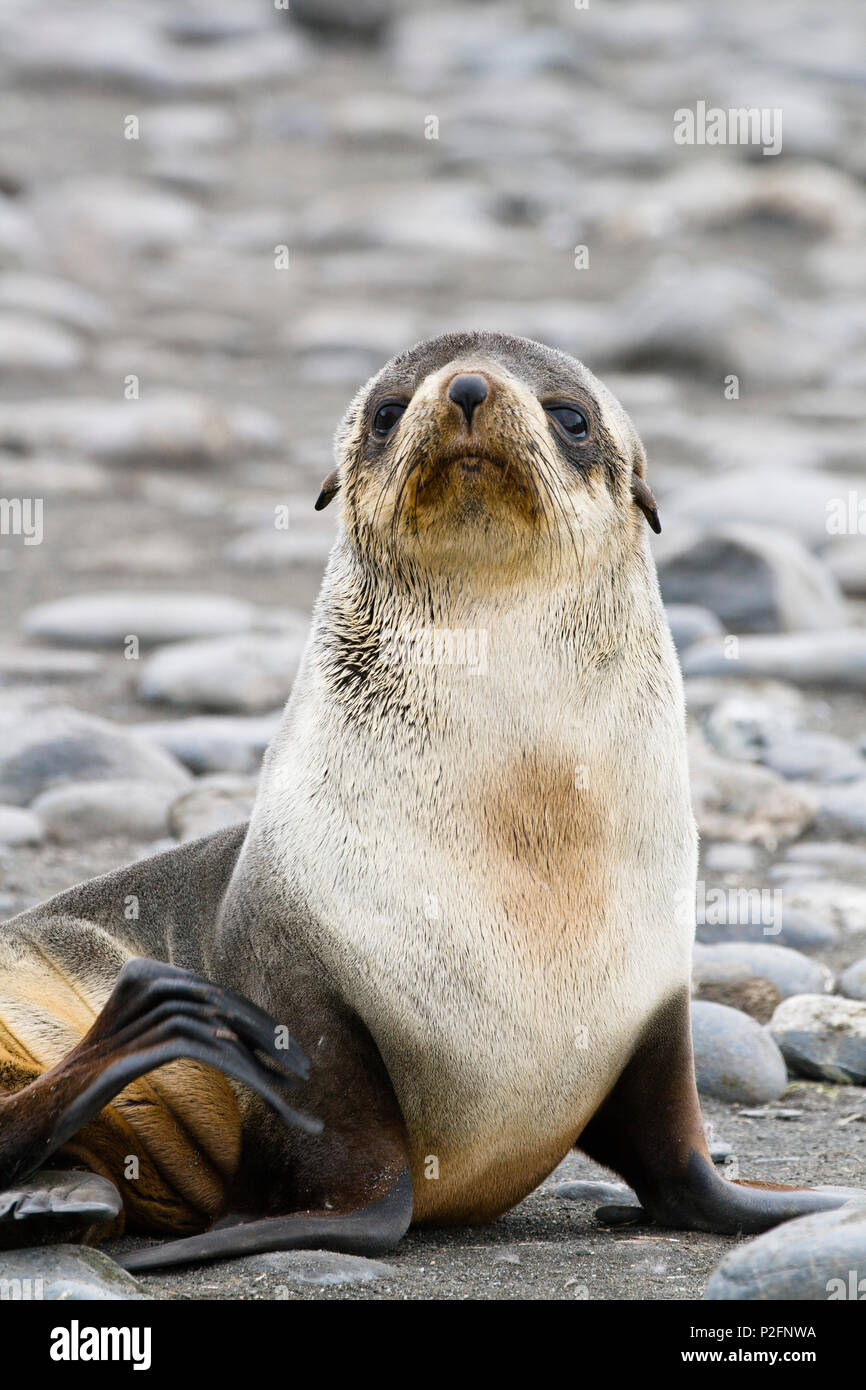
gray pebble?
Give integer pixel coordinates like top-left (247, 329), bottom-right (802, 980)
top-left (245, 1249), bottom-right (399, 1286)
top-left (140, 630), bottom-right (307, 713)
top-left (23, 592), bottom-right (255, 648)
top-left (840, 959), bottom-right (866, 1002)
top-left (691, 1000), bottom-right (788, 1105)
top-left (705, 1202), bottom-right (866, 1300)
top-left (770, 994), bottom-right (866, 1084)
top-left (0, 1244), bottom-right (150, 1300)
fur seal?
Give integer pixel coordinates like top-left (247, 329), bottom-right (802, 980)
top-left (0, 331), bottom-right (855, 1271)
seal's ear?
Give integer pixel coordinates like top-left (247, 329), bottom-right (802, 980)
top-left (314, 468), bottom-right (341, 511)
top-left (631, 475), bottom-right (661, 534)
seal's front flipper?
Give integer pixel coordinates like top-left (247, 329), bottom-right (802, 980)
top-left (118, 1167), bottom-right (414, 1272)
top-left (577, 989), bottom-right (864, 1236)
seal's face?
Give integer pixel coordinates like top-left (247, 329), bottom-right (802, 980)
top-left (318, 332), bottom-right (659, 576)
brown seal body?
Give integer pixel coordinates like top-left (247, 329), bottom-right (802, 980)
top-left (0, 333), bottom-right (857, 1269)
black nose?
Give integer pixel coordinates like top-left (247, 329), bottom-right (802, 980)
top-left (447, 373), bottom-right (489, 427)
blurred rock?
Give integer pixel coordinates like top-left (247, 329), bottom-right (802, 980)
top-left (840, 959), bottom-right (866, 1002)
top-left (691, 1000), bottom-right (788, 1104)
top-left (656, 525), bottom-right (845, 633)
top-left (0, 273), bottom-right (111, 333)
top-left (689, 735), bottom-right (816, 849)
top-left (758, 731), bottom-right (865, 783)
top-left (665, 603), bottom-right (722, 653)
top-left (169, 775), bottom-right (257, 840)
top-left (683, 631), bottom-right (866, 690)
top-left (0, 645), bottom-right (102, 681)
top-left (701, 841), bottom-right (761, 873)
top-left (23, 593), bottom-right (255, 647)
top-left (0, 313), bottom-right (83, 373)
top-left (289, 0), bottom-right (391, 43)
top-left (0, 707), bottom-right (190, 806)
top-left (0, 804), bottom-right (44, 847)
top-left (816, 780), bottom-right (866, 836)
top-left (223, 528), bottom-right (334, 570)
top-left (770, 994), bottom-right (866, 1084)
top-left (0, 394), bottom-right (280, 465)
top-left (140, 628), bottom-right (308, 712)
top-left (33, 778), bottom-right (180, 843)
top-left (665, 470), bottom-right (861, 549)
top-left (822, 534), bottom-right (866, 596)
top-left (703, 692), bottom-right (803, 762)
top-left (776, 882), bottom-right (866, 938)
top-left (135, 713), bottom-right (281, 775)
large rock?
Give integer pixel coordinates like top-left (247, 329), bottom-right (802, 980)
top-left (0, 707), bottom-right (190, 807)
top-left (33, 779), bottom-right (179, 844)
top-left (140, 629), bottom-right (308, 713)
top-left (664, 604), bottom-right (722, 653)
top-left (705, 1203), bottom-right (866, 1300)
top-left (688, 735), bottom-right (816, 850)
top-left (0, 313), bottom-right (82, 373)
top-left (134, 713), bottom-right (281, 775)
top-left (691, 1000), bottom-right (788, 1104)
top-left (246, 1250), bottom-right (400, 1286)
top-left (665, 468), bottom-right (863, 549)
top-left (840, 959), bottom-right (866, 1002)
top-left (23, 593), bottom-right (255, 647)
top-left (682, 631), bottom-right (866, 691)
top-left (0, 804), bottom-right (43, 847)
top-left (758, 731), bottom-right (865, 784)
top-left (770, 994), bottom-right (866, 1084)
top-left (0, 1170), bottom-right (121, 1249)
top-left (701, 689), bottom-right (805, 762)
top-left (817, 780), bottom-right (866, 837)
top-left (692, 942), bottom-right (832, 1023)
top-left (657, 524), bottom-right (845, 633)
top-left (168, 775), bottom-right (257, 841)
top-left (0, 393), bottom-right (280, 465)
top-left (0, 1245), bottom-right (150, 1300)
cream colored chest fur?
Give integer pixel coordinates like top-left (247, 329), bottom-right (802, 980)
top-left (246, 574), bottom-right (697, 1219)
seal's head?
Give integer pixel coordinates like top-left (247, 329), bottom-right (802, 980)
top-left (316, 331), bottom-right (659, 578)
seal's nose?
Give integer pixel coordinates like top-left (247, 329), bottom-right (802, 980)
top-left (447, 373), bottom-right (489, 428)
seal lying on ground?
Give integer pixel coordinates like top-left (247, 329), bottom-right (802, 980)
top-left (0, 332), bottom-right (854, 1271)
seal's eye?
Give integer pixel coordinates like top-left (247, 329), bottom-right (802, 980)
top-left (546, 405), bottom-right (588, 441)
top-left (371, 401), bottom-right (407, 438)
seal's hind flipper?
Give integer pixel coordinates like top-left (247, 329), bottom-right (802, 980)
top-left (0, 947), bottom-right (317, 1242)
top-left (118, 1168), bottom-right (413, 1272)
top-left (578, 989), bottom-right (866, 1235)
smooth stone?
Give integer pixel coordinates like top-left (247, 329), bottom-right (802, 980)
top-left (33, 779), bottom-right (180, 844)
top-left (840, 959), bottom-right (866, 1002)
top-left (0, 1244), bottom-right (150, 1300)
top-left (0, 273), bottom-right (111, 333)
top-left (689, 735), bottom-right (816, 850)
top-left (779, 882), bottom-right (866, 938)
top-left (785, 840), bottom-right (866, 871)
top-left (822, 534), bottom-right (866, 597)
top-left (0, 644), bottom-right (102, 680)
top-left (692, 942), bottom-right (833, 1024)
top-left (683, 630), bottom-right (866, 691)
top-left (551, 1180), bottom-right (636, 1204)
top-left (770, 995), bottom-right (866, 1084)
top-left (666, 469), bottom-right (862, 550)
top-left (759, 731), bottom-right (865, 784)
top-left (665, 603), bottom-right (722, 653)
top-left (134, 713), bottom-right (281, 775)
top-left (0, 804), bottom-right (44, 847)
top-left (691, 1001), bottom-right (788, 1105)
top-left (701, 842), bottom-right (761, 873)
top-left (709, 1140), bottom-right (736, 1164)
top-left (140, 630), bottom-right (307, 714)
top-left (0, 1171), bottom-right (121, 1249)
top-left (223, 528), bottom-right (334, 570)
top-left (702, 691), bottom-right (804, 762)
top-left (0, 707), bottom-right (190, 807)
top-left (657, 524), bottom-right (846, 634)
top-left (817, 781), bottom-right (866, 837)
top-left (0, 313), bottom-right (82, 373)
top-left (23, 593), bottom-right (255, 648)
top-left (168, 776), bottom-right (258, 841)
top-left (289, 0), bottom-right (391, 42)
top-left (705, 1203), bottom-right (866, 1300)
top-left (247, 1249), bottom-right (399, 1285)
top-left (0, 394), bottom-right (280, 465)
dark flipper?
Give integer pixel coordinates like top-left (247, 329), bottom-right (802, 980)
top-left (578, 989), bottom-right (864, 1235)
top-left (0, 956), bottom-right (318, 1192)
top-left (118, 1167), bottom-right (414, 1272)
